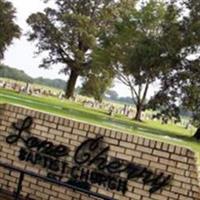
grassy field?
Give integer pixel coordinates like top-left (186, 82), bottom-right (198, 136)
top-left (1, 88), bottom-right (199, 153)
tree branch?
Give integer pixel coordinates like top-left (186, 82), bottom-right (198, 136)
top-left (115, 68), bottom-right (138, 105)
top-left (141, 79), bottom-right (150, 105)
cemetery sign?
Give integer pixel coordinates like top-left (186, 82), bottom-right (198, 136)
top-left (6, 116), bottom-right (172, 195)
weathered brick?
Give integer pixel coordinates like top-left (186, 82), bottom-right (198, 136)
top-left (49, 128), bottom-right (63, 136)
top-left (116, 153), bottom-right (132, 161)
top-left (153, 150), bottom-right (170, 158)
top-left (174, 174), bottom-right (191, 183)
top-left (0, 104), bottom-right (199, 200)
top-left (171, 154), bottom-right (188, 162)
top-left (136, 145), bottom-right (152, 154)
top-left (168, 166), bottom-right (185, 175)
top-left (134, 157), bottom-right (149, 166)
top-left (110, 145), bottom-right (125, 153)
top-left (142, 153), bottom-right (158, 162)
top-left (150, 161), bottom-right (167, 170)
top-left (35, 124), bottom-right (48, 132)
top-left (119, 141), bottom-right (135, 149)
top-left (35, 191), bottom-right (48, 199)
top-left (104, 137), bottom-right (119, 145)
top-left (72, 128), bottom-right (87, 136)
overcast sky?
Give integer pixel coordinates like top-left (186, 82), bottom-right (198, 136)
top-left (3, 0), bottom-right (158, 98)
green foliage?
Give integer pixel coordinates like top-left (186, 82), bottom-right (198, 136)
top-left (26, 0), bottom-right (119, 98)
top-left (149, 0), bottom-right (200, 127)
top-left (148, 91), bottom-right (181, 124)
top-left (0, 0), bottom-right (20, 59)
top-left (105, 90), bottom-right (135, 104)
top-left (177, 60), bottom-right (200, 127)
top-left (80, 71), bottom-right (113, 102)
top-left (106, 90), bottom-right (119, 101)
top-left (93, 0), bottom-right (181, 120)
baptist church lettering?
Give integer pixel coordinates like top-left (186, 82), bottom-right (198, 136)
top-left (74, 136), bottom-right (171, 194)
top-left (5, 116), bottom-right (172, 194)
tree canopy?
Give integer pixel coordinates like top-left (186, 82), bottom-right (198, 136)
top-left (25, 0), bottom-right (200, 125)
top-left (148, 0), bottom-right (200, 126)
top-left (27, 0), bottom-right (123, 99)
top-left (80, 70), bottom-right (113, 102)
top-left (0, 0), bottom-right (20, 59)
top-left (93, 0), bottom-right (182, 121)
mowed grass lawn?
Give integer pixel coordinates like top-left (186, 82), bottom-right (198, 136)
top-left (0, 88), bottom-right (200, 163)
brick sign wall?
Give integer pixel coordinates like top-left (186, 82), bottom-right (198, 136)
top-left (0, 104), bottom-right (200, 200)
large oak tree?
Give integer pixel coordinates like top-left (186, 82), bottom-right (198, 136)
top-left (27, 0), bottom-right (121, 99)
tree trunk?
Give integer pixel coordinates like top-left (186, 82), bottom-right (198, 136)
top-left (134, 104), bottom-right (143, 121)
top-left (65, 70), bottom-right (79, 99)
top-left (134, 81), bottom-right (150, 121)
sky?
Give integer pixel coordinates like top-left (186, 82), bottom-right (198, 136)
top-left (3, 0), bottom-right (158, 98)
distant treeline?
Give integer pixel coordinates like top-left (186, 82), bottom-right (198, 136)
top-left (0, 65), bottom-right (67, 90)
top-left (0, 64), bottom-right (136, 104)
top-left (105, 90), bottom-right (134, 105)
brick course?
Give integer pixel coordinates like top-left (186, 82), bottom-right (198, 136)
top-left (0, 104), bottom-right (199, 200)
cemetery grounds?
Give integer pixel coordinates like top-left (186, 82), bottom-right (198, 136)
top-left (0, 78), bottom-right (200, 167)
